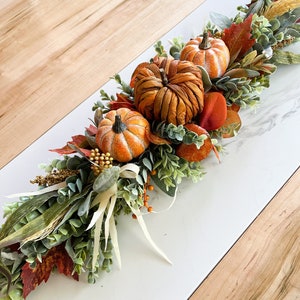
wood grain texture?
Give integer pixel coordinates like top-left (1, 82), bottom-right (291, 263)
top-left (0, 0), bottom-right (205, 169)
top-left (190, 167), bottom-right (300, 300)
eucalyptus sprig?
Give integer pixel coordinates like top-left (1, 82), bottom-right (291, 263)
top-left (153, 122), bottom-right (207, 148)
top-left (151, 144), bottom-right (205, 195)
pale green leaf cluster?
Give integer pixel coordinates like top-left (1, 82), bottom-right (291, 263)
top-left (152, 144), bottom-right (205, 192)
top-left (153, 122), bottom-right (207, 149)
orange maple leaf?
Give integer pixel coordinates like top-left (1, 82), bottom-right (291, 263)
top-left (222, 15), bottom-right (256, 64)
top-left (21, 244), bottom-right (79, 299)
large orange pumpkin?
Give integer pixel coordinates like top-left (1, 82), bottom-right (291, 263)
top-left (132, 58), bottom-right (204, 126)
top-left (95, 108), bottom-right (150, 162)
top-left (180, 32), bottom-right (230, 79)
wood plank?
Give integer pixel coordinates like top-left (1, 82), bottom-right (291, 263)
top-left (190, 167), bottom-right (300, 299)
top-left (0, 0), bottom-right (205, 169)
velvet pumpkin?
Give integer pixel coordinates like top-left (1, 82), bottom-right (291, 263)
top-left (175, 123), bottom-right (213, 162)
top-left (180, 32), bottom-right (230, 79)
top-left (95, 108), bottom-right (150, 162)
top-left (132, 58), bottom-right (204, 126)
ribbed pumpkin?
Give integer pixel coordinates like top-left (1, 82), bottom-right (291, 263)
top-left (132, 58), bottom-right (204, 126)
top-left (95, 108), bottom-right (150, 162)
top-left (180, 32), bottom-right (230, 79)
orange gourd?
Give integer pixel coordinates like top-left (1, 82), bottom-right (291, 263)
top-left (180, 32), bottom-right (230, 79)
top-left (220, 109), bottom-right (242, 138)
top-left (199, 92), bottom-right (227, 131)
top-left (132, 58), bottom-right (204, 126)
top-left (95, 108), bottom-right (150, 162)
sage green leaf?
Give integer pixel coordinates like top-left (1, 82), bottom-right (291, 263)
top-left (142, 158), bottom-right (152, 171)
top-left (78, 191), bottom-right (94, 217)
top-left (197, 66), bottom-right (212, 92)
top-left (224, 68), bottom-right (260, 78)
top-left (209, 12), bottom-right (232, 29)
top-left (93, 166), bottom-right (120, 193)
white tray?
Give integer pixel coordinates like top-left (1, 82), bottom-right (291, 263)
top-left (1, 0), bottom-right (300, 299)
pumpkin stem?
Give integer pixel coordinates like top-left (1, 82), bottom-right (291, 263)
top-left (159, 68), bottom-right (168, 86)
top-left (112, 114), bottom-right (126, 133)
top-left (199, 32), bottom-right (211, 50)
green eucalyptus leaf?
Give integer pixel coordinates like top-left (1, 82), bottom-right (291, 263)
top-left (56, 159), bottom-right (67, 170)
top-left (68, 182), bottom-right (77, 193)
top-left (270, 18), bottom-right (280, 31)
top-left (136, 174), bottom-right (144, 185)
top-left (76, 178), bottom-right (83, 192)
top-left (142, 168), bottom-right (148, 183)
top-left (142, 158), bottom-right (152, 171)
top-left (258, 34), bottom-right (269, 48)
top-left (69, 219), bottom-right (82, 228)
top-left (67, 156), bottom-right (82, 170)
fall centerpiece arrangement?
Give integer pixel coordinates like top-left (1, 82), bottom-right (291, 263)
top-left (1, 1), bottom-right (299, 299)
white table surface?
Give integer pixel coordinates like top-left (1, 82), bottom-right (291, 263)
top-left (0, 0), bottom-right (299, 299)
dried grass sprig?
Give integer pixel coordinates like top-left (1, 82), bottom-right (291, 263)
top-left (264, 0), bottom-right (300, 20)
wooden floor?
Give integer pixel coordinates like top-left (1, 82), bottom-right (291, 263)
top-left (0, 0), bottom-right (299, 299)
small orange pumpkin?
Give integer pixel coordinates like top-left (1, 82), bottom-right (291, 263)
top-left (132, 58), bottom-right (204, 126)
top-left (180, 32), bottom-right (230, 79)
top-left (95, 108), bottom-right (150, 162)
top-left (175, 123), bottom-right (213, 162)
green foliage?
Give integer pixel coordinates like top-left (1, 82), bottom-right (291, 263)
top-left (212, 74), bottom-right (270, 107)
top-left (153, 40), bottom-right (167, 58)
top-left (153, 122), bottom-right (207, 148)
top-left (169, 37), bottom-right (185, 59)
top-left (152, 144), bottom-right (205, 192)
top-left (111, 74), bottom-right (134, 97)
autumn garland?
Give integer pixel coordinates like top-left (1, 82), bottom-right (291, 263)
top-left (1, 1), bottom-right (300, 299)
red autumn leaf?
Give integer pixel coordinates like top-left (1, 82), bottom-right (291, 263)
top-left (222, 15), bottom-right (256, 64)
top-left (86, 124), bottom-right (98, 136)
top-left (49, 134), bottom-right (91, 156)
top-left (109, 93), bottom-right (136, 110)
top-left (21, 244), bottom-right (79, 299)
